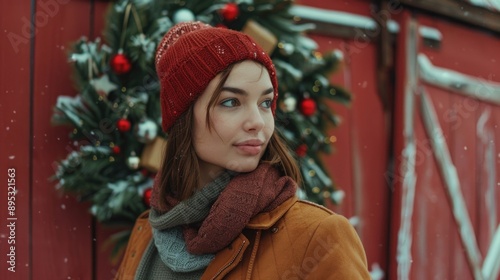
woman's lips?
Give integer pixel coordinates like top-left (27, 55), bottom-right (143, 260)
top-left (234, 139), bottom-right (264, 155)
top-left (235, 145), bottom-right (262, 155)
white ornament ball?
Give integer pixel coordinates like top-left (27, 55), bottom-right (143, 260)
top-left (280, 42), bottom-right (295, 55)
top-left (331, 190), bottom-right (345, 204)
top-left (283, 96), bottom-right (297, 112)
top-left (135, 119), bottom-right (158, 143)
top-left (127, 155), bottom-right (140, 169)
top-left (173, 8), bottom-right (195, 23)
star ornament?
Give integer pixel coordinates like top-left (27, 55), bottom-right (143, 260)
top-left (90, 74), bottom-right (118, 97)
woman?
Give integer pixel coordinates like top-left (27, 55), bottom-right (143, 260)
top-left (115, 21), bottom-right (370, 280)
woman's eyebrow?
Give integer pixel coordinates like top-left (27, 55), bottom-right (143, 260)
top-left (221, 86), bottom-right (274, 96)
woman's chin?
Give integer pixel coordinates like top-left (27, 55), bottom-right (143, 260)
top-left (224, 159), bottom-right (260, 173)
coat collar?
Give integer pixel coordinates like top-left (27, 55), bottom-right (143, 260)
top-left (245, 196), bottom-right (298, 229)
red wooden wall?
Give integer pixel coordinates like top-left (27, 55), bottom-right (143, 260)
top-left (1, 0), bottom-right (499, 279)
top-left (1, 1), bottom-right (113, 279)
top-left (390, 10), bottom-right (500, 280)
top-left (299, 0), bottom-right (392, 276)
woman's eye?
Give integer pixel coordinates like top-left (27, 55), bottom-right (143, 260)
top-left (220, 99), bottom-right (239, 107)
top-left (261, 99), bottom-right (273, 109)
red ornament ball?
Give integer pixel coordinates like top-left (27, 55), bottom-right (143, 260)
top-left (117, 118), bottom-right (131, 132)
top-left (300, 98), bottom-right (317, 117)
top-left (140, 168), bottom-right (150, 177)
top-left (110, 53), bottom-right (132, 75)
top-left (143, 188), bottom-right (152, 207)
top-left (295, 144), bottom-right (308, 157)
top-left (112, 146), bottom-right (121, 154)
top-left (221, 3), bottom-right (239, 21)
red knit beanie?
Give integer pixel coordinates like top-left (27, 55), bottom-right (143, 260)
top-left (155, 21), bottom-right (278, 132)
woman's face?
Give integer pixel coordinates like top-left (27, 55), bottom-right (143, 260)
top-left (193, 60), bottom-right (275, 178)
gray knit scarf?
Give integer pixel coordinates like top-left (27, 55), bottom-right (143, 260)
top-left (134, 170), bottom-right (235, 279)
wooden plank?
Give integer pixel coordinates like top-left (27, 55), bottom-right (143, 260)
top-left (449, 95), bottom-right (481, 280)
top-left (31, 0), bottom-right (93, 279)
top-left (400, 0), bottom-right (500, 33)
top-left (0, 0), bottom-right (32, 279)
top-left (347, 36), bottom-right (391, 275)
top-left (387, 11), bottom-right (422, 280)
top-left (477, 71), bottom-right (500, 279)
top-left (476, 102), bottom-right (499, 278)
top-left (412, 86), bottom-right (457, 279)
top-left (418, 15), bottom-right (476, 280)
top-left (420, 88), bottom-right (481, 279)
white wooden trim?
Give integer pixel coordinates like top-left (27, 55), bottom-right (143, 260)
top-left (418, 54), bottom-right (500, 105)
top-left (482, 225), bottom-right (500, 280)
top-left (396, 18), bottom-right (419, 280)
top-left (290, 4), bottom-right (442, 42)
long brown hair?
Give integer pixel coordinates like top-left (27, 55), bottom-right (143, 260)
top-left (157, 62), bottom-right (301, 207)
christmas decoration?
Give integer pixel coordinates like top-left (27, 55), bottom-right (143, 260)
top-left (134, 119), bottom-right (158, 143)
top-left (127, 152), bottom-right (140, 169)
top-left (242, 20), bottom-right (277, 54)
top-left (282, 95), bottom-right (297, 112)
top-left (112, 146), bottom-right (121, 154)
top-left (220, 3), bottom-right (239, 21)
top-left (295, 144), bottom-right (308, 157)
top-left (90, 74), bottom-right (118, 97)
top-left (300, 98), bottom-right (317, 116)
top-left (143, 188), bottom-right (152, 207)
top-left (278, 42), bottom-right (295, 56)
top-left (331, 190), bottom-right (346, 204)
top-left (140, 136), bottom-right (167, 172)
top-left (173, 8), bottom-right (195, 23)
top-left (52, 0), bottom-right (351, 255)
top-left (117, 118), bottom-right (131, 132)
top-left (110, 53), bottom-right (132, 74)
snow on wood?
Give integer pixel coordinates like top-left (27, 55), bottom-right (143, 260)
top-left (418, 54), bottom-right (500, 105)
top-left (419, 91), bottom-right (484, 280)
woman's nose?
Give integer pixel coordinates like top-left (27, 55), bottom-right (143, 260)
top-left (243, 106), bottom-right (265, 132)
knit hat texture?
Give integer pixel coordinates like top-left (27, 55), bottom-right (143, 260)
top-left (155, 21), bottom-right (278, 132)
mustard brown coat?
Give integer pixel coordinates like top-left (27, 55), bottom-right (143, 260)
top-left (115, 196), bottom-right (371, 279)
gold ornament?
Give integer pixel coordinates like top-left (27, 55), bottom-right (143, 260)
top-left (242, 20), bottom-right (278, 54)
top-left (140, 137), bottom-right (167, 172)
